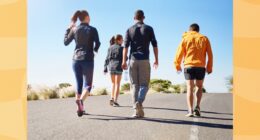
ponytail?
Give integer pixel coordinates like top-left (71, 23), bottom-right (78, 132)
top-left (71, 10), bottom-right (89, 23)
top-left (110, 36), bottom-right (116, 46)
top-left (71, 10), bottom-right (81, 23)
top-left (110, 34), bottom-right (123, 46)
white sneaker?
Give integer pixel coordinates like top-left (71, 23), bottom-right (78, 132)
top-left (185, 111), bottom-right (194, 117)
top-left (131, 109), bottom-right (139, 118)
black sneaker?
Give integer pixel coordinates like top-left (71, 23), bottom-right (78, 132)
top-left (113, 102), bottom-right (120, 107)
top-left (194, 106), bottom-right (201, 117)
top-left (77, 110), bottom-right (83, 117)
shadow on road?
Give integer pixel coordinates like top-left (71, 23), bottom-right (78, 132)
top-left (143, 117), bottom-right (233, 129)
top-left (199, 116), bottom-right (233, 121)
top-left (85, 114), bottom-right (233, 129)
top-left (120, 106), bottom-right (233, 116)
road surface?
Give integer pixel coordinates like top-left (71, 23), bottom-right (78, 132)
top-left (28, 93), bottom-right (233, 140)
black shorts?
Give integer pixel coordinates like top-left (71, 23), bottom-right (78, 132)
top-left (184, 67), bottom-right (206, 80)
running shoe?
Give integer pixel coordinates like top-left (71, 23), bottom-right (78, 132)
top-left (76, 100), bottom-right (84, 117)
top-left (185, 110), bottom-right (194, 117)
top-left (109, 99), bottom-right (114, 106)
top-left (136, 102), bottom-right (144, 118)
top-left (132, 109), bottom-right (140, 118)
top-left (194, 106), bottom-right (201, 117)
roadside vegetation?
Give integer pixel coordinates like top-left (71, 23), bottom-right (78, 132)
top-left (226, 76), bottom-right (233, 93)
top-left (28, 79), bottom-right (207, 101)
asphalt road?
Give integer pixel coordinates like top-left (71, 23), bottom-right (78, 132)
top-left (28, 93), bottom-right (233, 140)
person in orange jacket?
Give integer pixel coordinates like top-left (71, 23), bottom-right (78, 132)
top-left (174, 23), bottom-right (213, 117)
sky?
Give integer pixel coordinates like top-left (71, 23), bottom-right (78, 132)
top-left (28, 0), bottom-right (233, 93)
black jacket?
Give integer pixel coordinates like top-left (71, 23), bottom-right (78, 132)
top-left (64, 23), bottom-right (101, 61)
top-left (124, 21), bottom-right (157, 60)
top-left (104, 44), bottom-right (124, 72)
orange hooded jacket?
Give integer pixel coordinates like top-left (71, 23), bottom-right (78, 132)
top-left (174, 31), bottom-right (213, 73)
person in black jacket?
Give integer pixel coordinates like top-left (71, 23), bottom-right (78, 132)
top-left (64, 10), bottom-right (101, 117)
top-left (104, 34), bottom-right (124, 107)
top-left (122, 10), bottom-right (159, 118)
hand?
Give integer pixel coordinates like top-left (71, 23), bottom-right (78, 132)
top-left (153, 61), bottom-right (158, 69)
top-left (103, 67), bottom-right (108, 74)
top-left (122, 62), bottom-right (128, 70)
top-left (94, 51), bottom-right (98, 57)
top-left (68, 21), bottom-right (76, 29)
top-left (207, 69), bottom-right (212, 75)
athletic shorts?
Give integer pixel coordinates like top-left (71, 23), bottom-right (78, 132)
top-left (184, 67), bottom-right (206, 80)
top-left (110, 70), bottom-right (122, 75)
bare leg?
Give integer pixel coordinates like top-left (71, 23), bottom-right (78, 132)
top-left (76, 93), bottom-right (81, 100)
top-left (186, 80), bottom-right (195, 112)
top-left (114, 74), bottom-right (122, 102)
top-left (110, 74), bottom-right (116, 100)
top-left (195, 80), bottom-right (204, 108)
top-left (80, 89), bottom-right (90, 101)
top-left (75, 93), bottom-right (81, 110)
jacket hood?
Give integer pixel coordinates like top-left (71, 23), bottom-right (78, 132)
top-left (182, 31), bottom-right (204, 39)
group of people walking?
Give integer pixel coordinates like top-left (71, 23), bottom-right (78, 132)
top-left (64, 9), bottom-right (213, 118)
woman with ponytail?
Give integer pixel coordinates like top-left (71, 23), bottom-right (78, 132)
top-left (64, 10), bottom-right (101, 117)
top-left (104, 34), bottom-right (124, 107)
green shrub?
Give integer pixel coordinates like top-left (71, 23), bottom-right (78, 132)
top-left (171, 85), bottom-right (181, 93)
top-left (119, 91), bottom-right (125, 95)
top-left (150, 79), bottom-right (172, 92)
top-left (63, 91), bottom-right (75, 98)
top-left (226, 76), bottom-right (233, 93)
top-left (180, 84), bottom-right (187, 93)
top-left (162, 89), bottom-right (173, 94)
top-left (27, 92), bottom-right (39, 101)
top-left (121, 83), bottom-right (130, 91)
top-left (38, 88), bottom-right (59, 99)
top-left (58, 86), bottom-right (75, 98)
top-left (150, 79), bottom-right (172, 88)
top-left (58, 83), bottom-right (72, 89)
top-left (91, 88), bottom-right (108, 96)
top-left (151, 84), bottom-right (164, 92)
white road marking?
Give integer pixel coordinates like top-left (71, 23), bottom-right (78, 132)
top-left (190, 117), bottom-right (199, 140)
